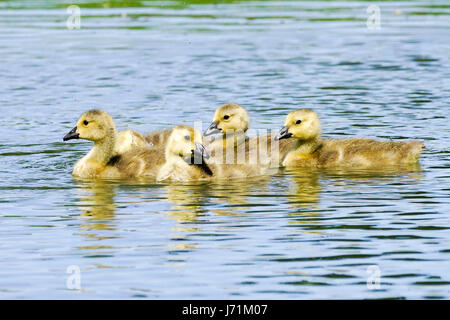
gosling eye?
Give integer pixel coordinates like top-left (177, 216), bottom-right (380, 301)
top-left (295, 120), bottom-right (302, 125)
top-left (223, 115), bottom-right (230, 120)
top-left (184, 135), bottom-right (191, 141)
top-left (83, 120), bottom-right (89, 126)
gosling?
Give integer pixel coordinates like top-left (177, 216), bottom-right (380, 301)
top-left (157, 125), bottom-right (268, 182)
top-left (275, 109), bottom-right (425, 168)
top-left (63, 110), bottom-right (165, 178)
top-left (204, 103), bottom-right (295, 165)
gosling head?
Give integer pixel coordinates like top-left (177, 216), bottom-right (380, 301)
top-left (204, 103), bottom-right (249, 136)
top-left (63, 110), bottom-right (116, 142)
top-left (166, 125), bottom-right (209, 164)
top-left (275, 109), bottom-right (321, 141)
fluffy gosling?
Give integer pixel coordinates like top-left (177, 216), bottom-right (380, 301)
top-left (157, 125), bottom-right (268, 182)
top-left (63, 110), bottom-right (164, 178)
top-left (204, 103), bottom-right (295, 166)
top-left (275, 109), bottom-right (425, 168)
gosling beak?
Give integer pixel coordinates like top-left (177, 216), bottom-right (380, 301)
top-left (275, 126), bottom-right (292, 141)
top-left (204, 121), bottom-right (221, 136)
top-left (185, 143), bottom-right (210, 165)
top-left (184, 143), bottom-right (210, 165)
top-left (63, 126), bottom-right (80, 141)
top-left (193, 142), bottom-right (210, 161)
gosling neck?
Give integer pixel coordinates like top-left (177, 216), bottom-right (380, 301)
top-left (88, 132), bottom-right (116, 165)
top-left (294, 136), bottom-right (322, 155)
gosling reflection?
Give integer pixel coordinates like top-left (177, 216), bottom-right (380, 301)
top-left (283, 164), bottom-right (424, 233)
top-left (284, 168), bottom-right (322, 210)
top-left (319, 162), bottom-right (424, 185)
top-left (75, 179), bottom-right (118, 238)
top-left (163, 176), bottom-right (273, 220)
top-left (164, 182), bottom-right (211, 223)
top-left (210, 176), bottom-right (272, 216)
top-left (285, 163), bottom-right (423, 212)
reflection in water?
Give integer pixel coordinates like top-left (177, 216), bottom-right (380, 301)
top-left (75, 179), bottom-right (118, 242)
top-left (319, 163), bottom-right (424, 185)
top-left (163, 176), bottom-right (274, 253)
top-left (162, 183), bottom-right (209, 253)
top-left (283, 164), bottom-right (424, 233)
top-left (283, 169), bottom-right (322, 234)
top-left (164, 182), bottom-right (210, 223)
top-left (285, 168), bottom-right (322, 210)
top-left (210, 176), bottom-right (272, 216)
top-left (163, 176), bottom-right (274, 221)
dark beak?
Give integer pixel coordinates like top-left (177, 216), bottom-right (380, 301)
top-left (185, 143), bottom-right (210, 165)
top-left (63, 126), bottom-right (80, 141)
top-left (193, 142), bottom-right (210, 164)
top-left (203, 121), bottom-right (221, 136)
top-left (275, 126), bottom-right (292, 141)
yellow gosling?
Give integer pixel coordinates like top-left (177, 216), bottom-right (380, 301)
top-left (157, 125), bottom-right (268, 182)
top-left (204, 103), bottom-right (295, 165)
top-left (275, 109), bottom-right (425, 168)
top-left (63, 110), bottom-right (164, 179)
top-left (157, 125), bottom-right (211, 181)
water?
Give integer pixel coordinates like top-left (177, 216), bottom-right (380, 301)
top-left (0, 0), bottom-right (449, 299)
